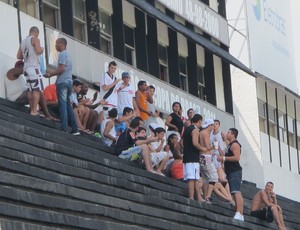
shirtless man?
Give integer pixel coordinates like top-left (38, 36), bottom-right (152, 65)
top-left (251, 182), bottom-right (287, 230)
top-left (199, 118), bottom-right (218, 203)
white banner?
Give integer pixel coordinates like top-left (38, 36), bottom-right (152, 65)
top-left (157, 0), bottom-right (229, 46)
top-left (246, 0), bottom-right (296, 93)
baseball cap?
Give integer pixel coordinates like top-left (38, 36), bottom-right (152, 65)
top-left (202, 118), bottom-right (214, 129)
top-left (122, 72), bottom-right (130, 78)
top-left (149, 123), bottom-right (159, 133)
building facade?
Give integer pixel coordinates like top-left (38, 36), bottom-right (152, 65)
top-left (2, 0), bottom-right (298, 201)
top-left (227, 0), bottom-right (300, 202)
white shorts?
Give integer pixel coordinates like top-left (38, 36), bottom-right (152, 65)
top-left (183, 162), bottom-right (200, 181)
top-left (24, 67), bottom-right (44, 91)
top-left (151, 151), bottom-right (168, 167)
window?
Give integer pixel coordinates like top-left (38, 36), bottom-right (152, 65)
top-left (268, 105), bottom-right (277, 139)
top-left (258, 99), bottom-right (267, 133)
top-left (286, 96), bottom-right (296, 148)
top-left (179, 56), bottom-right (188, 91)
top-left (287, 116), bottom-right (296, 148)
top-left (19, 0), bottom-right (38, 18)
top-left (278, 111), bottom-right (287, 144)
top-left (99, 10), bottom-right (112, 55)
top-left (158, 44), bottom-right (168, 82)
top-left (124, 25), bottom-right (135, 66)
top-left (73, 0), bottom-right (87, 42)
top-left (43, 0), bottom-right (60, 29)
top-left (197, 65), bottom-right (205, 100)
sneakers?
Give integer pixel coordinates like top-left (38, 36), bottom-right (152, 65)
top-left (233, 212), bottom-right (244, 221)
top-left (94, 132), bottom-right (102, 138)
top-left (70, 130), bottom-right (80, 136)
top-left (129, 152), bottom-right (142, 162)
top-left (205, 197), bottom-right (213, 204)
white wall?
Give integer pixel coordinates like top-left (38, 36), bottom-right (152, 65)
top-left (263, 162), bottom-right (300, 202)
top-left (0, 2), bottom-right (20, 99)
top-left (290, 148), bottom-right (298, 174)
top-left (291, 0), bottom-right (300, 95)
top-left (232, 67), bottom-right (264, 189)
top-left (231, 67), bottom-right (265, 189)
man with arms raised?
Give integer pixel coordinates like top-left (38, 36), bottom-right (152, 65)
top-left (251, 182), bottom-right (286, 230)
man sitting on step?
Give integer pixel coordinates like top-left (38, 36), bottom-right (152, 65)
top-left (114, 117), bottom-right (158, 175)
top-left (251, 182), bottom-right (287, 230)
top-left (5, 60), bottom-right (57, 121)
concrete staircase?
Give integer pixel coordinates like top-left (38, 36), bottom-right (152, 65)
top-left (0, 98), bottom-right (299, 230)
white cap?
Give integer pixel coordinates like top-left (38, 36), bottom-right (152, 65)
top-left (149, 123), bottom-right (159, 132)
top-left (202, 118), bottom-right (214, 129)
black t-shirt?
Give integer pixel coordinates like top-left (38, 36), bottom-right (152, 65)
top-left (114, 128), bottom-right (137, 155)
top-left (168, 112), bottom-right (184, 134)
top-left (224, 140), bottom-right (242, 174)
top-left (183, 125), bottom-right (200, 163)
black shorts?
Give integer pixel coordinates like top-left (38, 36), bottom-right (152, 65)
top-left (251, 206), bottom-right (274, 223)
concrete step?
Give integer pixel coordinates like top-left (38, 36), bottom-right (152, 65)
top-left (0, 97), bottom-right (299, 230)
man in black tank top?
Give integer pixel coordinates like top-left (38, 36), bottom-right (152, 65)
top-left (183, 114), bottom-right (207, 203)
top-left (217, 128), bottom-right (244, 221)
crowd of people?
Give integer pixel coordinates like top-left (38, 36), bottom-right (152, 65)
top-left (4, 26), bottom-right (287, 229)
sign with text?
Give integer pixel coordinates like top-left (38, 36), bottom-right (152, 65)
top-left (157, 0), bottom-right (229, 46)
top-left (246, 0), bottom-right (296, 93)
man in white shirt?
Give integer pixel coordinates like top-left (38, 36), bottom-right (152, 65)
top-left (100, 61), bottom-right (121, 113)
top-left (101, 108), bottom-right (118, 147)
top-left (117, 71), bottom-right (139, 115)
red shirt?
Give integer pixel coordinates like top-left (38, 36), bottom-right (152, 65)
top-left (43, 84), bottom-right (57, 102)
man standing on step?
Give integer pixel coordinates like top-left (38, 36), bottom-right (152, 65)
top-left (45, 38), bottom-right (79, 135)
top-left (199, 118), bottom-right (218, 203)
top-left (99, 61), bottom-right (121, 115)
top-left (17, 26), bottom-right (44, 116)
top-left (218, 128), bottom-right (244, 221)
top-left (183, 114), bottom-right (207, 203)
top-left (251, 182), bottom-right (287, 230)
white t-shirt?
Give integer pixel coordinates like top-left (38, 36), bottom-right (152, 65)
top-left (210, 130), bottom-right (226, 155)
top-left (117, 83), bottom-right (135, 113)
top-left (5, 75), bottom-right (27, 101)
top-left (21, 36), bottom-right (40, 70)
top-left (148, 102), bottom-right (155, 114)
top-left (100, 72), bottom-right (118, 107)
